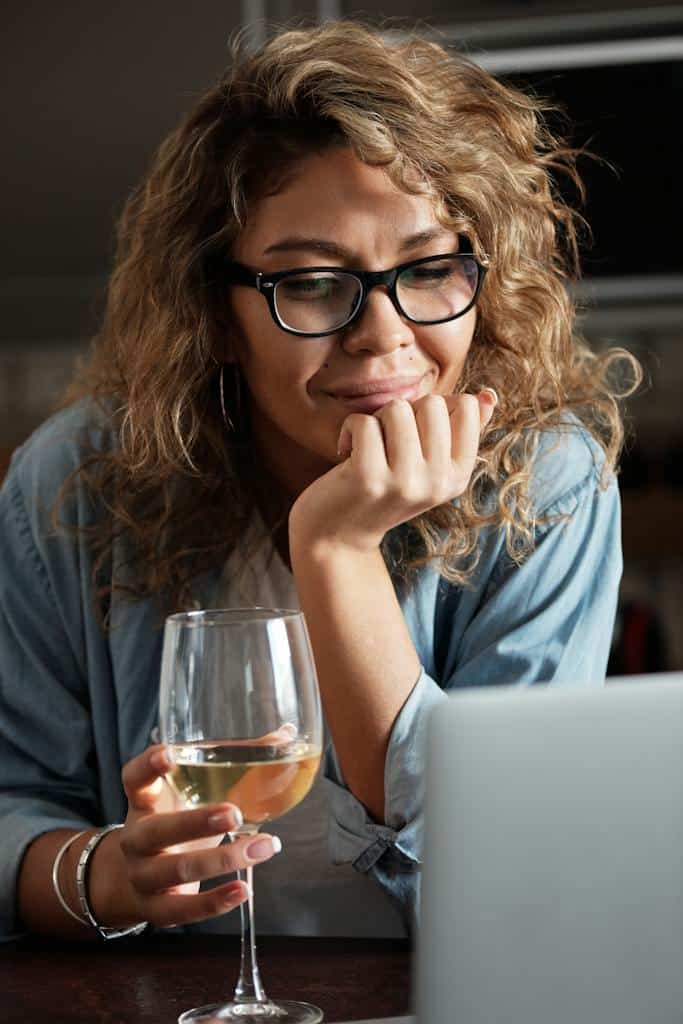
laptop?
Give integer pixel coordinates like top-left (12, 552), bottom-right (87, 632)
top-left (339, 672), bottom-right (683, 1024)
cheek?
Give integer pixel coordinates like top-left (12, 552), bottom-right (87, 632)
top-left (240, 330), bottom-right (332, 410)
top-left (229, 294), bottom-right (287, 376)
top-left (421, 314), bottom-right (476, 385)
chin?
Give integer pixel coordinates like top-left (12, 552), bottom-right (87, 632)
top-left (294, 432), bottom-right (338, 468)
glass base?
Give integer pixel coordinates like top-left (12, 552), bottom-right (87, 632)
top-left (178, 1000), bottom-right (324, 1023)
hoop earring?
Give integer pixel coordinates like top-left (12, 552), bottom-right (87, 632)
top-left (220, 362), bottom-right (241, 434)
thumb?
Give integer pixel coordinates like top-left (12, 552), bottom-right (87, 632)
top-left (122, 744), bottom-right (172, 812)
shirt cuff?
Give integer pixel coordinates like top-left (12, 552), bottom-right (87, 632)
top-left (0, 801), bottom-right (93, 941)
top-left (323, 666), bottom-right (448, 871)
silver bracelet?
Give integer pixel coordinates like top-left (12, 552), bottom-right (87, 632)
top-left (76, 824), bottom-right (148, 940)
top-left (52, 829), bottom-right (90, 925)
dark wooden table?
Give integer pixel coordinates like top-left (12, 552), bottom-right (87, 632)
top-left (1, 933), bottom-right (413, 1023)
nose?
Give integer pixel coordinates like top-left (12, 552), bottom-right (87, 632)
top-left (340, 286), bottom-right (415, 356)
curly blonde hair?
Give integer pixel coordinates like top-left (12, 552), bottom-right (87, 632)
top-left (57, 18), bottom-right (639, 617)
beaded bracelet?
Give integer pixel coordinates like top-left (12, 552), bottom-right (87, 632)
top-left (75, 824), bottom-right (148, 940)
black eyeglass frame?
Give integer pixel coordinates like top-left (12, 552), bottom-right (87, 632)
top-left (225, 235), bottom-right (489, 338)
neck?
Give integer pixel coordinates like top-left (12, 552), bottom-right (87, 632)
top-left (250, 409), bottom-right (334, 507)
top-left (244, 415), bottom-right (335, 572)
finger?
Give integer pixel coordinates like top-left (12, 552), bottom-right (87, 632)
top-left (413, 393), bottom-right (452, 465)
top-left (337, 413), bottom-right (387, 475)
top-left (122, 803), bottom-right (244, 856)
top-left (258, 723), bottom-right (297, 744)
top-left (130, 834), bottom-right (283, 895)
top-left (229, 723), bottom-right (298, 748)
top-left (448, 393), bottom-right (482, 477)
top-left (373, 399), bottom-right (423, 472)
top-left (122, 745), bottom-right (173, 812)
top-left (147, 878), bottom-right (250, 929)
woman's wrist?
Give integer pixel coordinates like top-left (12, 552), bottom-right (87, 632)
top-left (288, 506), bottom-right (384, 565)
top-left (65, 826), bottom-right (141, 930)
top-left (59, 829), bottom-right (97, 922)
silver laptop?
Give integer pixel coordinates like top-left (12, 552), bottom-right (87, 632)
top-left (341, 673), bottom-right (683, 1024)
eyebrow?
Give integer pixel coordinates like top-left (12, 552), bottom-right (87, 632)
top-left (262, 227), bottom-right (454, 260)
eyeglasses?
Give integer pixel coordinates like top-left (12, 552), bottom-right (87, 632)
top-left (225, 236), bottom-right (488, 337)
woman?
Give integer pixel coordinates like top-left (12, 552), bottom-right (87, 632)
top-left (0, 21), bottom-right (636, 943)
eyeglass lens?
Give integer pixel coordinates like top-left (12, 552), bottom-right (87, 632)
top-left (272, 255), bottom-right (479, 334)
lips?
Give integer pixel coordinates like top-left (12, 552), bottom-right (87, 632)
top-left (325, 375), bottom-right (425, 413)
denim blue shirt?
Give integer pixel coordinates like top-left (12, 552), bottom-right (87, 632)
top-left (0, 401), bottom-right (622, 940)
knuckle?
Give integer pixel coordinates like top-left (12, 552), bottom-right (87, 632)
top-left (397, 473), bottom-right (425, 504)
top-left (120, 765), bottom-right (133, 795)
top-left (358, 414), bottom-right (382, 437)
top-left (172, 856), bottom-right (193, 886)
top-left (125, 863), bottom-right (144, 891)
top-left (220, 847), bottom-right (238, 874)
top-left (415, 393), bottom-right (442, 417)
top-left (432, 481), bottom-right (454, 505)
top-left (359, 477), bottom-right (385, 502)
top-left (208, 889), bottom-right (233, 916)
top-left (453, 471), bottom-right (471, 494)
top-left (381, 397), bottom-right (410, 417)
top-left (128, 867), bottom-right (156, 903)
top-left (345, 412), bottom-right (367, 431)
top-left (152, 900), bottom-right (187, 929)
top-left (119, 831), bottom-right (135, 858)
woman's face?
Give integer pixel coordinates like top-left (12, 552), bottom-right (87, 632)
top-left (227, 146), bottom-right (478, 496)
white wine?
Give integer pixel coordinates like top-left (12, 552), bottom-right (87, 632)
top-left (166, 740), bottom-right (321, 826)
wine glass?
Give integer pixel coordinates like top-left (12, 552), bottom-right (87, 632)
top-left (159, 607), bottom-right (324, 1023)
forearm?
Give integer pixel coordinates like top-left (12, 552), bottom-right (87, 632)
top-left (289, 537), bottom-right (421, 823)
top-left (17, 827), bottom-right (135, 939)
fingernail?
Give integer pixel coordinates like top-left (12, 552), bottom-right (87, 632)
top-left (223, 881), bottom-right (250, 906)
top-left (479, 386), bottom-right (499, 407)
top-left (246, 835), bottom-right (282, 861)
top-left (208, 806), bottom-right (243, 831)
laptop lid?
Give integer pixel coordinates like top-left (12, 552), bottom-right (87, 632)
top-left (418, 673), bottom-right (683, 1024)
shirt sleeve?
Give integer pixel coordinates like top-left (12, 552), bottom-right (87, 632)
top-left (0, 468), bottom-right (99, 941)
top-left (323, 449), bottom-right (622, 932)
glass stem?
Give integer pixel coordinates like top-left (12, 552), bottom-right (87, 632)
top-left (233, 864), bottom-right (267, 1004)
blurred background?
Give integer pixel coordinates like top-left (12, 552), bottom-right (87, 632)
top-left (2, 1), bottom-right (682, 673)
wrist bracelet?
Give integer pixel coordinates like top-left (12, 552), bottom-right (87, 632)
top-left (52, 829), bottom-right (90, 925)
top-left (76, 824), bottom-right (148, 940)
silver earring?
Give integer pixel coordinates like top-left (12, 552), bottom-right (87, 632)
top-left (219, 364), bottom-right (236, 433)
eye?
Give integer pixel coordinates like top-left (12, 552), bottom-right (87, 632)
top-left (400, 260), bottom-right (458, 287)
top-left (400, 257), bottom-right (479, 290)
top-left (278, 274), bottom-right (344, 301)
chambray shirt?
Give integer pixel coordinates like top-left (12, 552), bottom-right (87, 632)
top-left (0, 401), bottom-right (622, 940)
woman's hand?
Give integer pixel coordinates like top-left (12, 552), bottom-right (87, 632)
top-left (90, 744), bottom-right (282, 930)
top-left (289, 389), bottom-right (497, 555)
